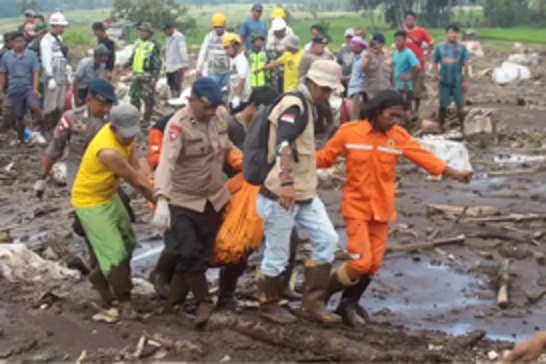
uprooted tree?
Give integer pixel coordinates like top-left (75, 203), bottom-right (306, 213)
top-left (111, 0), bottom-right (197, 35)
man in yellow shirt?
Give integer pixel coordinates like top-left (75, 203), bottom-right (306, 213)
top-left (72, 103), bottom-right (155, 319)
top-left (258, 35), bottom-right (303, 92)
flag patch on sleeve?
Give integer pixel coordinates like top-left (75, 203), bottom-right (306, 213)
top-left (280, 114), bottom-right (296, 123)
top-left (169, 125), bottom-right (183, 142)
top-left (57, 115), bottom-right (71, 133)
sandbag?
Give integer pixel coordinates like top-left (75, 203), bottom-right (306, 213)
top-left (492, 62), bottom-right (530, 85)
top-left (417, 136), bottom-right (473, 173)
top-left (210, 173), bottom-right (263, 265)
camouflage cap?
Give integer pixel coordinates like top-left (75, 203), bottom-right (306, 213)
top-left (137, 22), bottom-right (154, 33)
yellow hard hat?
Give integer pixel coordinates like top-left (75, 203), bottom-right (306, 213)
top-left (222, 33), bottom-right (241, 47)
top-left (212, 13), bottom-right (226, 27)
top-left (271, 8), bottom-right (285, 19)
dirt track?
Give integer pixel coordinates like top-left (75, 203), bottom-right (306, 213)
top-left (1, 43), bottom-right (546, 361)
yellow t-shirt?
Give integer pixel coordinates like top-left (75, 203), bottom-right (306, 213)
top-left (277, 49), bottom-right (304, 92)
top-left (72, 123), bottom-right (135, 208)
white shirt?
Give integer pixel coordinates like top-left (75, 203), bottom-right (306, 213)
top-left (228, 52), bottom-right (251, 102)
top-left (196, 30), bottom-right (230, 76)
top-left (165, 30), bottom-right (188, 73)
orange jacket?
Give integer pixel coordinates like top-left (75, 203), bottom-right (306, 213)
top-left (316, 120), bottom-right (447, 222)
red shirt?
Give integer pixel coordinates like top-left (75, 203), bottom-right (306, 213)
top-left (404, 27), bottom-right (434, 68)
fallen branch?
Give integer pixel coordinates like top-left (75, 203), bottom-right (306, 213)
top-left (497, 259), bottom-right (512, 309)
top-left (444, 330), bottom-right (486, 354)
top-left (488, 168), bottom-right (539, 177)
top-left (463, 214), bottom-right (546, 224)
top-left (427, 204), bottom-right (499, 219)
top-left (386, 235), bottom-right (465, 254)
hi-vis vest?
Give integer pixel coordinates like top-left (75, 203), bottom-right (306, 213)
top-left (249, 51), bottom-right (268, 88)
top-left (132, 40), bottom-right (156, 73)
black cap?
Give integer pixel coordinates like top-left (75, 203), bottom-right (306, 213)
top-left (372, 32), bottom-right (386, 44)
top-left (92, 22), bottom-right (105, 31)
top-left (162, 21), bottom-right (174, 30)
top-left (252, 4), bottom-right (263, 11)
top-left (89, 79), bottom-right (117, 103)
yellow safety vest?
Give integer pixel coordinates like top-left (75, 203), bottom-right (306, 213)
top-left (249, 51), bottom-right (268, 88)
top-left (132, 40), bottom-right (155, 73)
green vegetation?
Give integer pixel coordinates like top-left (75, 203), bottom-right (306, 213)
top-left (1, 4), bottom-right (545, 52)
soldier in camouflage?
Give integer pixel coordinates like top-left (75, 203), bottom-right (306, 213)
top-left (126, 22), bottom-right (162, 125)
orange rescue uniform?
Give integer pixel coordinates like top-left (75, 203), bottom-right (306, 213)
top-left (316, 120), bottom-right (447, 275)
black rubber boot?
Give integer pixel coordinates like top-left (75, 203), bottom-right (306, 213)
top-left (301, 263), bottom-right (341, 325)
top-left (217, 260), bottom-right (246, 311)
top-left (149, 252), bottom-right (179, 299)
top-left (336, 275), bottom-right (372, 327)
top-left (280, 230), bottom-right (302, 301)
top-left (164, 273), bottom-right (189, 313)
top-left (108, 262), bottom-right (138, 320)
top-left (184, 273), bottom-right (214, 328)
top-left (259, 276), bottom-right (296, 325)
top-left (88, 267), bottom-right (115, 308)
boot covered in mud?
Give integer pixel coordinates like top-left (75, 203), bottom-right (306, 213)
top-left (88, 267), bottom-right (115, 308)
top-left (164, 273), bottom-right (189, 313)
top-left (259, 276), bottom-right (297, 325)
top-left (336, 275), bottom-right (372, 327)
top-left (301, 262), bottom-right (341, 325)
top-left (280, 230), bottom-right (302, 301)
top-left (149, 252), bottom-right (178, 299)
top-left (184, 273), bottom-right (214, 328)
top-left (217, 261), bottom-right (246, 311)
top-left (108, 262), bottom-right (138, 320)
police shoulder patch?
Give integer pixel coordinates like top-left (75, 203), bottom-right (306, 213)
top-left (57, 115), bottom-right (72, 133)
top-left (168, 124), bottom-right (183, 142)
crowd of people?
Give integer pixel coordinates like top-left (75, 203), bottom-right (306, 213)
top-left (0, 5), bottom-right (542, 362)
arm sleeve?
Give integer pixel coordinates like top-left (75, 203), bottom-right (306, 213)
top-left (107, 40), bottom-right (116, 71)
top-left (40, 36), bottom-right (53, 77)
top-left (276, 52), bottom-right (287, 65)
top-left (237, 57), bottom-right (249, 79)
top-left (424, 29), bottom-right (434, 45)
top-left (315, 128), bottom-right (346, 169)
top-left (0, 57), bottom-right (6, 73)
top-left (45, 119), bottom-right (71, 160)
top-left (239, 21), bottom-right (247, 37)
top-left (402, 135), bottom-right (447, 176)
top-left (75, 59), bottom-right (87, 78)
top-left (409, 51), bottom-right (420, 68)
top-left (31, 52), bottom-right (40, 71)
top-left (178, 33), bottom-right (189, 68)
top-left (196, 33), bottom-right (209, 73)
top-left (151, 43), bottom-right (162, 77)
top-left (462, 47), bottom-right (469, 62)
top-left (433, 47), bottom-right (441, 63)
top-left (154, 123), bottom-right (184, 200)
top-left (226, 146), bottom-right (243, 170)
top-left (148, 129), bottom-right (163, 170)
top-left (276, 106), bottom-right (305, 146)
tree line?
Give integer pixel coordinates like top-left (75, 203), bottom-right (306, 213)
top-left (352, 0), bottom-right (546, 28)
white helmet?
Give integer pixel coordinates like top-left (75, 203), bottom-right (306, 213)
top-left (271, 18), bottom-right (287, 32)
top-left (49, 12), bottom-right (69, 26)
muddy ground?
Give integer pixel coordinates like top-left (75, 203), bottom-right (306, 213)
top-left (2, 43), bottom-right (546, 362)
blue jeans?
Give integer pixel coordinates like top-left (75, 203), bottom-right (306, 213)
top-left (256, 194), bottom-right (338, 277)
top-left (209, 73), bottom-right (229, 89)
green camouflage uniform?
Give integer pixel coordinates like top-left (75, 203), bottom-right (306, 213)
top-left (127, 38), bottom-right (162, 122)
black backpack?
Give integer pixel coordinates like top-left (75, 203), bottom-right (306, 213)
top-left (243, 92), bottom-right (309, 186)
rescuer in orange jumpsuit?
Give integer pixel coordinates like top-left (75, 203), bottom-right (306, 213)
top-left (316, 90), bottom-right (473, 327)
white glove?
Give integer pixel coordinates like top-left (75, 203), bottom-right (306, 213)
top-left (47, 79), bottom-right (57, 90)
top-left (34, 178), bottom-right (47, 198)
top-left (152, 198), bottom-right (171, 232)
top-left (231, 96), bottom-right (241, 110)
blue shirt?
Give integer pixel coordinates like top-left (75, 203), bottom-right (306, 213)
top-left (347, 51), bottom-right (366, 97)
top-left (0, 49), bottom-right (40, 96)
top-left (393, 48), bottom-right (419, 91)
top-left (433, 42), bottom-right (469, 87)
top-left (240, 18), bottom-right (267, 51)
